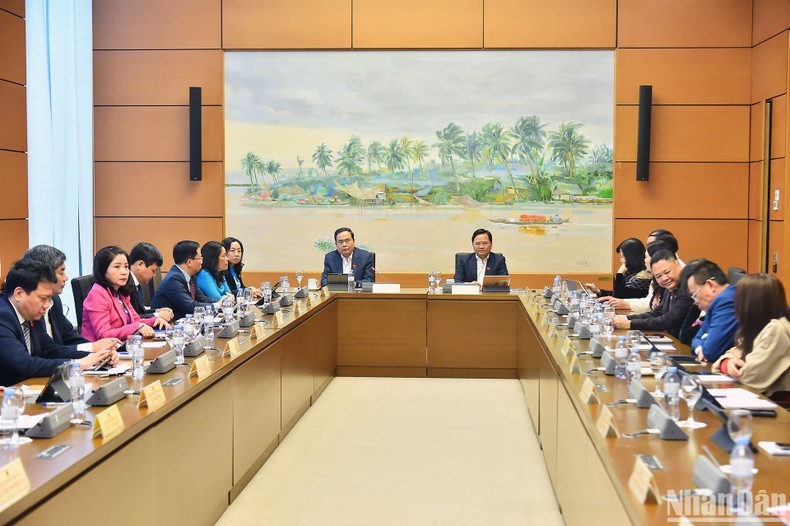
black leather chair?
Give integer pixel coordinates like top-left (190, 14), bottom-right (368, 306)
top-left (727, 266), bottom-right (747, 285)
top-left (71, 274), bottom-right (95, 330)
top-left (455, 252), bottom-right (472, 276)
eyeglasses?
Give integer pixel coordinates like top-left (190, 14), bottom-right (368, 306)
top-left (690, 279), bottom-right (709, 301)
top-left (189, 256), bottom-right (204, 261)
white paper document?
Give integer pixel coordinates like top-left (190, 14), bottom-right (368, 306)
top-left (142, 342), bottom-right (167, 348)
top-left (83, 364), bottom-right (131, 376)
top-left (706, 388), bottom-right (778, 409)
top-left (638, 343), bottom-right (676, 351)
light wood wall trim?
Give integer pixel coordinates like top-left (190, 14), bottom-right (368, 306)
top-left (751, 102), bottom-right (766, 162)
top-left (750, 161), bottom-right (764, 220)
top-left (0, 8), bottom-right (25, 85)
top-left (353, 0), bottom-right (483, 49)
top-left (771, 93), bottom-right (787, 159)
top-left (483, 0), bottom-right (616, 49)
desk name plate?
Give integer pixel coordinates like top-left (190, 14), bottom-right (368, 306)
top-left (253, 323), bottom-right (265, 340)
top-left (560, 338), bottom-right (574, 358)
top-left (569, 352), bottom-right (581, 374)
top-left (92, 405), bottom-right (124, 440)
top-left (189, 355), bottom-right (211, 379)
top-left (596, 405), bottom-right (620, 438)
top-left (628, 455), bottom-right (660, 504)
top-left (138, 380), bottom-right (166, 412)
top-left (0, 458), bottom-right (30, 507)
top-left (223, 337), bottom-right (241, 358)
top-left (579, 376), bottom-right (599, 404)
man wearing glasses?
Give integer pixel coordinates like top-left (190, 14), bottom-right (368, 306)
top-left (152, 240), bottom-right (213, 320)
top-left (686, 260), bottom-right (737, 363)
top-left (320, 227), bottom-right (375, 287)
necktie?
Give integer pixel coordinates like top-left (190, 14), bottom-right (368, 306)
top-left (137, 283), bottom-right (144, 303)
top-left (21, 321), bottom-right (32, 354)
top-left (189, 277), bottom-right (196, 300)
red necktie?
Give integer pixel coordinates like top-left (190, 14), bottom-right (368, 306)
top-left (189, 277), bottom-right (196, 300)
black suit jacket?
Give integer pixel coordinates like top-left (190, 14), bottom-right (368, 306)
top-left (38, 294), bottom-right (89, 348)
top-left (454, 253), bottom-right (509, 283)
top-left (129, 281), bottom-right (154, 319)
top-left (151, 265), bottom-right (211, 320)
top-left (321, 249), bottom-right (375, 287)
top-left (627, 287), bottom-right (701, 344)
top-left (222, 268), bottom-right (245, 296)
top-left (0, 296), bottom-right (88, 386)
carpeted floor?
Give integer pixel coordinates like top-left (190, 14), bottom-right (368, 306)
top-left (216, 377), bottom-right (563, 525)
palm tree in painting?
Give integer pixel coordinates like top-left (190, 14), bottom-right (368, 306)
top-left (384, 138), bottom-right (406, 177)
top-left (296, 156), bottom-right (305, 179)
top-left (400, 136), bottom-right (415, 192)
top-left (241, 152), bottom-right (261, 191)
top-left (367, 141), bottom-right (385, 175)
top-left (312, 143), bottom-right (334, 180)
top-left (336, 137), bottom-right (365, 178)
top-left (434, 122), bottom-right (466, 193)
top-left (481, 122), bottom-right (519, 199)
top-left (512, 115), bottom-right (547, 177)
top-left (265, 160), bottom-right (283, 184)
top-left (589, 144), bottom-right (612, 165)
top-left (464, 132), bottom-right (483, 179)
top-left (548, 121), bottom-right (589, 180)
top-left (410, 139), bottom-right (430, 183)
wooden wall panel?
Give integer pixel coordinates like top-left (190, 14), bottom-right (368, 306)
top-left (0, 150), bottom-right (27, 219)
top-left (771, 94), bottom-right (787, 159)
top-left (748, 220), bottom-right (763, 273)
top-left (615, 49), bottom-right (750, 105)
top-left (750, 161), bottom-right (765, 220)
top-left (94, 50), bottom-right (223, 106)
top-left (94, 218), bottom-right (224, 267)
top-left (615, 106), bottom-right (750, 162)
top-left (0, 219), bottom-right (28, 271)
top-left (753, 0), bottom-right (790, 45)
top-left (93, 0), bottom-right (221, 50)
top-left (0, 80), bottom-right (26, 152)
top-left (222, 0), bottom-right (351, 49)
top-left (614, 162), bottom-right (748, 219)
top-left (751, 102), bottom-right (766, 162)
top-left (770, 158), bottom-right (786, 221)
top-left (353, 0), bottom-right (482, 49)
top-left (752, 32), bottom-right (789, 103)
top-left (769, 220), bottom-right (785, 282)
top-left (94, 106), bottom-right (223, 162)
top-left (618, 0), bottom-right (752, 48)
top-left (94, 162), bottom-right (223, 217)
top-left (484, 0), bottom-right (616, 49)
top-left (0, 1), bottom-right (24, 17)
top-left (0, 8), bottom-right (24, 84)
top-left (613, 219), bottom-right (748, 270)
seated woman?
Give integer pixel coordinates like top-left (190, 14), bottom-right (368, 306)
top-left (221, 237), bottom-right (259, 297)
top-left (82, 246), bottom-right (169, 341)
top-left (586, 238), bottom-right (651, 299)
top-left (196, 241), bottom-right (231, 301)
top-left (712, 274), bottom-right (790, 397)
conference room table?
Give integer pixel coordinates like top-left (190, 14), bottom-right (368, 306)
top-left (0, 288), bottom-right (787, 525)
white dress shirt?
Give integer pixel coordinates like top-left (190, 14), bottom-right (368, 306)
top-left (476, 255), bottom-right (488, 285)
top-left (342, 252), bottom-right (354, 275)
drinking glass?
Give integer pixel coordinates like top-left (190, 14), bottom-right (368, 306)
top-left (680, 375), bottom-right (706, 429)
top-left (434, 271), bottom-right (443, 290)
top-left (1, 388), bottom-right (31, 446)
top-left (728, 409), bottom-right (754, 443)
top-left (649, 351), bottom-right (667, 398)
top-left (193, 306), bottom-right (206, 337)
top-left (626, 330), bottom-right (641, 350)
top-left (295, 270), bottom-right (304, 289)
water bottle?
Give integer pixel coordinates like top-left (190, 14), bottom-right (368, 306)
top-left (428, 270), bottom-right (436, 292)
top-left (1, 388), bottom-right (17, 442)
top-left (589, 312), bottom-right (602, 337)
top-left (262, 281), bottom-right (272, 305)
top-left (347, 272), bottom-right (355, 292)
top-left (552, 274), bottom-right (561, 296)
top-left (281, 276), bottom-right (291, 295)
top-left (663, 366), bottom-right (681, 421)
top-left (729, 437), bottom-right (755, 514)
top-left (627, 348), bottom-right (642, 384)
top-left (183, 314), bottom-right (195, 341)
top-left (131, 335), bottom-right (145, 381)
top-left (172, 324), bottom-right (186, 365)
top-left (204, 304), bottom-right (215, 342)
top-left (222, 293), bottom-right (235, 321)
top-left (614, 336), bottom-right (628, 380)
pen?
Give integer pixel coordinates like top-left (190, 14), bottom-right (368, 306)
top-left (40, 402), bottom-right (69, 407)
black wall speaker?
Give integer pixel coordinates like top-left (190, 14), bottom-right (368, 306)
top-left (189, 86), bottom-right (202, 181)
top-left (636, 85), bottom-right (652, 182)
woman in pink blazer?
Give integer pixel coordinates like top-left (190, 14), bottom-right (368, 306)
top-left (81, 246), bottom-right (169, 341)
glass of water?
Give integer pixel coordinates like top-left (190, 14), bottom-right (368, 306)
top-left (680, 375), bottom-right (706, 429)
top-left (649, 351), bottom-right (667, 398)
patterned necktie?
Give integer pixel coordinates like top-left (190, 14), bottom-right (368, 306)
top-left (21, 321), bottom-right (32, 354)
top-left (189, 277), bottom-right (196, 300)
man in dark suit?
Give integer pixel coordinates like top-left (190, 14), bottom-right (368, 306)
top-left (454, 228), bottom-right (509, 285)
top-left (320, 227), bottom-right (375, 287)
top-left (25, 245), bottom-right (119, 351)
top-left (128, 242), bottom-right (173, 321)
top-left (0, 258), bottom-right (116, 387)
top-left (151, 240), bottom-right (213, 320)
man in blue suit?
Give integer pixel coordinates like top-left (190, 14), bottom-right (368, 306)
top-left (320, 227), bottom-right (375, 287)
top-left (0, 258), bottom-right (115, 387)
top-left (687, 260), bottom-right (738, 363)
top-left (151, 240), bottom-right (213, 320)
top-left (454, 228), bottom-right (509, 285)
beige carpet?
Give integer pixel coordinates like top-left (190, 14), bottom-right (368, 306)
top-left (217, 377), bottom-right (563, 526)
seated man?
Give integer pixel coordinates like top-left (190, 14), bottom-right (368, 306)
top-left (613, 250), bottom-right (700, 344)
top-left (151, 240), bottom-right (212, 320)
top-left (687, 260), bottom-right (738, 363)
top-left (0, 258), bottom-right (117, 386)
top-left (24, 244), bottom-right (119, 351)
top-left (128, 242), bottom-right (173, 321)
top-left (454, 228), bottom-right (508, 285)
top-left (320, 227), bottom-right (375, 287)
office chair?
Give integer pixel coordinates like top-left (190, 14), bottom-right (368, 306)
top-left (727, 266), bottom-right (747, 285)
top-left (71, 274), bottom-right (95, 330)
top-left (455, 252), bottom-right (472, 274)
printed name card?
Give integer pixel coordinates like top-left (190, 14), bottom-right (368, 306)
top-left (579, 376), bottom-right (599, 404)
top-left (307, 293), bottom-right (317, 307)
top-left (92, 405), bottom-right (125, 440)
top-left (253, 323), bottom-right (265, 340)
top-left (321, 286), bottom-right (329, 297)
top-left (0, 458), bottom-right (30, 506)
top-left (138, 380), bottom-right (166, 412)
top-left (560, 338), bottom-right (574, 358)
top-left (596, 405), bottom-right (620, 438)
top-left (272, 310), bottom-right (284, 327)
top-left (628, 456), bottom-right (660, 504)
top-left (569, 352), bottom-right (581, 374)
top-left (222, 337), bottom-right (241, 358)
top-left (189, 355), bottom-right (211, 379)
